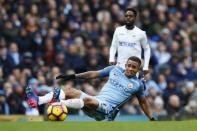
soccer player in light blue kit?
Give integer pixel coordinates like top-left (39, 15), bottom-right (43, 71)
top-left (26, 56), bottom-right (155, 121)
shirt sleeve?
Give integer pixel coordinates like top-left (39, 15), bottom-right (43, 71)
top-left (98, 66), bottom-right (115, 77)
top-left (136, 81), bottom-right (146, 100)
top-left (140, 32), bottom-right (151, 70)
top-left (109, 28), bottom-right (118, 62)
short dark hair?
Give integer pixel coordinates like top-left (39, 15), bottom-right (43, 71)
top-left (127, 56), bottom-right (141, 66)
top-left (125, 8), bottom-right (137, 17)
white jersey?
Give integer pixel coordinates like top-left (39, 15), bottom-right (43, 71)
top-left (109, 25), bottom-right (151, 70)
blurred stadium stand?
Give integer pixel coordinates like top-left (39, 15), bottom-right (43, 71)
top-left (0, 0), bottom-right (197, 120)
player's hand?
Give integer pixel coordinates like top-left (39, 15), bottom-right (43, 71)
top-left (149, 114), bottom-right (157, 121)
top-left (56, 74), bottom-right (76, 80)
top-left (109, 62), bottom-right (116, 65)
top-left (143, 70), bottom-right (149, 80)
top-left (150, 117), bottom-right (156, 121)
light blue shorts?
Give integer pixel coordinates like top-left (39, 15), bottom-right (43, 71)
top-left (80, 91), bottom-right (112, 121)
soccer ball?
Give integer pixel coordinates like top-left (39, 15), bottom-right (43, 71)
top-left (47, 102), bottom-right (68, 121)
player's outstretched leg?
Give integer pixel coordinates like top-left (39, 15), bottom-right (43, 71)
top-left (26, 86), bottom-right (61, 108)
top-left (26, 85), bottom-right (38, 108)
top-left (28, 86), bottom-right (65, 106)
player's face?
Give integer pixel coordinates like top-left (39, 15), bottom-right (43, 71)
top-left (125, 60), bottom-right (140, 78)
top-left (124, 11), bottom-right (136, 26)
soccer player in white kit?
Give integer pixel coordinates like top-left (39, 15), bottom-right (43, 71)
top-left (109, 8), bottom-right (151, 77)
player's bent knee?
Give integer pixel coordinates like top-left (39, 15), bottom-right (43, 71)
top-left (64, 86), bottom-right (81, 99)
top-left (83, 97), bottom-right (98, 109)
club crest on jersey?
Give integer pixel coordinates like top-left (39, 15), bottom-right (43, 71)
top-left (128, 83), bottom-right (133, 88)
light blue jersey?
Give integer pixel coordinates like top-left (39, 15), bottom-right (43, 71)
top-left (81, 66), bottom-right (145, 121)
top-left (98, 65), bottom-right (145, 109)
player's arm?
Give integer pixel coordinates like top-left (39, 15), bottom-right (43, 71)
top-left (140, 32), bottom-right (151, 76)
top-left (76, 71), bottom-right (100, 79)
top-left (109, 28), bottom-right (118, 65)
top-left (138, 97), bottom-right (155, 121)
top-left (56, 66), bottom-right (115, 80)
top-left (136, 82), bottom-right (155, 121)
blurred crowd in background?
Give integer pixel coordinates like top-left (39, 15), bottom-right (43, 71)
top-left (0, 0), bottom-right (197, 120)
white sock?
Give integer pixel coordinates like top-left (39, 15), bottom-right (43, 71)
top-left (59, 89), bottom-right (66, 100)
top-left (38, 89), bottom-right (65, 105)
top-left (60, 99), bottom-right (84, 109)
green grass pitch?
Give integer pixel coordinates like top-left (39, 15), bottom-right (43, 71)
top-left (1, 121), bottom-right (197, 131)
